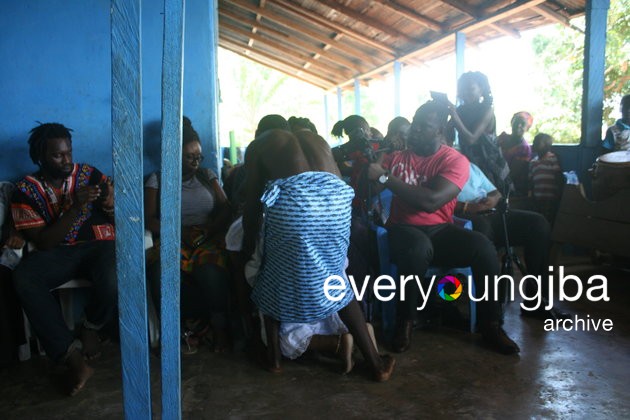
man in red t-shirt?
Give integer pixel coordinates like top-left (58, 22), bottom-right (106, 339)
top-left (368, 101), bottom-right (519, 355)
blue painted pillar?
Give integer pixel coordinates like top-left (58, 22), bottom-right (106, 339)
top-left (455, 32), bottom-right (466, 83)
top-left (111, 0), bottom-right (152, 418)
top-left (337, 87), bottom-right (343, 121)
top-left (354, 78), bottom-right (361, 115)
top-left (207, 0), bottom-right (220, 176)
top-left (581, 0), bottom-right (609, 148)
top-left (160, 0), bottom-right (184, 418)
top-left (394, 61), bottom-right (401, 117)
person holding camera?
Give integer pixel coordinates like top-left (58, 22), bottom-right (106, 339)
top-left (10, 122), bottom-right (117, 395)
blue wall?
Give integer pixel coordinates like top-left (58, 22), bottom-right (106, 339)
top-left (0, 0), bottom-right (218, 182)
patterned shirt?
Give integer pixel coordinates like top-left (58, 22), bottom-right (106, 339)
top-left (602, 119), bottom-right (630, 152)
top-left (529, 152), bottom-right (562, 201)
top-left (11, 163), bottom-right (115, 245)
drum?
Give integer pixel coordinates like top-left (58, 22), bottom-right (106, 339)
top-left (591, 151), bottom-right (630, 201)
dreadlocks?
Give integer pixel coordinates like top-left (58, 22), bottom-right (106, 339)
top-left (27, 122), bottom-right (73, 166)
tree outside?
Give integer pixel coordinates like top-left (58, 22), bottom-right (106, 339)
top-left (531, 0), bottom-right (629, 143)
top-left (217, 0), bottom-right (629, 151)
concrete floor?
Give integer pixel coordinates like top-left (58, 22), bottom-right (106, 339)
top-left (1, 258), bottom-right (629, 419)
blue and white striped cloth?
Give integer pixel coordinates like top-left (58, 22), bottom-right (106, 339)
top-left (251, 171), bottom-right (355, 323)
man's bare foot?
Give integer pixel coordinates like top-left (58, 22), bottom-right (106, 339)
top-left (366, 323), bottom-right (378, 353)
top-left (337, 333), bottom-right (355, 374)
top-left (80, 327), bottom-right (102, 360)
top-left (374, 354), bottom-right (396, 382)
top-left (66, 349), bottom-right (94, 396)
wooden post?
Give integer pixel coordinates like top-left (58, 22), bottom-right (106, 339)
top-left (337, 86), bottom-right (343, 121)
top-left (207, 0), bottom-right (221, 176)
top-left (354, 78), bottom-right (361, 115)
top-left (394, 60), bottom-right (401, 117)
top-left (324, 94), bottom-right (330, 141)
top-left (229, 131), bottom-right (237, 164)
top-left (581, 0), bottom-right (609, 148)
top-left (455, 31), bottom-right (466, 82)
top-left (111, 0), bottom-right (151, 418)
top-left (160, 0), bottom-right (185, 418)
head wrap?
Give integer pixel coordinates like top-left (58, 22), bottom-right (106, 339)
top-left (511, 111), bottom-right (534, 130)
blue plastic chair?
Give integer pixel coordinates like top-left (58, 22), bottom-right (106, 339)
top-left (370, 189), bottom-right (476, 336)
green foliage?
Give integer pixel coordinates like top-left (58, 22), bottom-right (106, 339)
top-left (218, 50), bottom-right (325, 148)
top-left (531, 0), bottom-right (630, 143)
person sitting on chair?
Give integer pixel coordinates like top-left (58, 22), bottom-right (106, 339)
top-left (242, 128), bottom-right (395, 381)
top-left (454, 161), bottom-right (569, 320)
top-left (601, 94), bottom-right (630, 153)
top-left (144, 116), bottom-right (232, 353)
top-left (11, 122), bottom-right (117, 395)
top-left (367, 100), bottom-right (520, 355)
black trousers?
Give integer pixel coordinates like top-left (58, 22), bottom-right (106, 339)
top-left (13, 241), bottom-right (117, 363)
top-left (388, 223), bottom-right (502, 324)
top-left (466, 209), bottom-right (551, 278)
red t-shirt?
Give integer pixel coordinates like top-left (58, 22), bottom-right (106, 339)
top-left (382, 145), bottom-right (469, 226)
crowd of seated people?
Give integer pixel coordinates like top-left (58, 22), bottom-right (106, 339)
top-left (4, 71), bottom-right (620, 397)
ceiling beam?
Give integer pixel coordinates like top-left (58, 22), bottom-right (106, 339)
top-left (247, 0), bottom-right (266, 47)
top-left (370, 0), bottom-right (443, 33)
top-left (219, 37), bottom-right (335, 89)
top-left (314, 0), bottom-right (414, 42)
top-left (269, 0), bottom-right (396, 57)
top-left (450, 0), bottom-right (547, 34)
top-left (228, 0), bottom-right (383, 67)
top-left (439, 0), bottom-right (521, 38)
top-left (532, 3), bottom-right (585, 32)
top-left (334, 0), bottom-right (549, 90)
top-left (220, 43), bottom-right (331, 90)
top-left (219, 7), bottom-right (364, 73)
top-left (219, 9), bottom-right (365, 72)
top-left (220, 20), bottom-right (353, 80)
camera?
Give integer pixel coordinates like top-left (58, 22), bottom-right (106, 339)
top-left (332, 128), bottom-right (391, 163)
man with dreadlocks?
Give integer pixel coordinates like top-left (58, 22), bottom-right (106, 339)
top-left (11, 122), bottom-right (116, 396)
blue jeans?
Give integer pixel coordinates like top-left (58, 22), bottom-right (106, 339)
top-left (13, 241), bottom-right (117, 363)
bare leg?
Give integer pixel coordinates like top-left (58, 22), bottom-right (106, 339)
top-left (66, 348), bottom-right (94, 396)
top-left (80, 326), bottom-right (102, 360)
top-left (263, 315), bottom-right (282, 373)
top-left (309, 334), bottom-right (354, 374)
top-left (338, 299), bottom-right (395, 382)
top-left (366, 323), bottom-right (378, 352)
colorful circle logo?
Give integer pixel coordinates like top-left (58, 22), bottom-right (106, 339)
top-left (437, 275), bottom-right (462, 301)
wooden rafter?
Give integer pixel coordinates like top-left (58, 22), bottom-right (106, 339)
top-left (219, 37), bottom-right (335, 88)
top-left (220, 20), bottom-right (353, 79)
top-left (370, 0), bottom-right (443, 32)
top-left (228, 0), bottom-right (383, 67)
top-left (219, 41), bottom-right (331, 90)
top-left (532, 3), bottom-right (585, 32)
top-left (219, 8), bottom-right (365, 72)
top-left (440, 0), bottom-right (521, 38)
top-left (247, 0), bottom-right (266, 47)
top-left (450, 0), bottom-right (547, 34)
top-left (314, 0), bottom-right (415, 42)
top-left (269, 0), bottom-right (396, 57)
